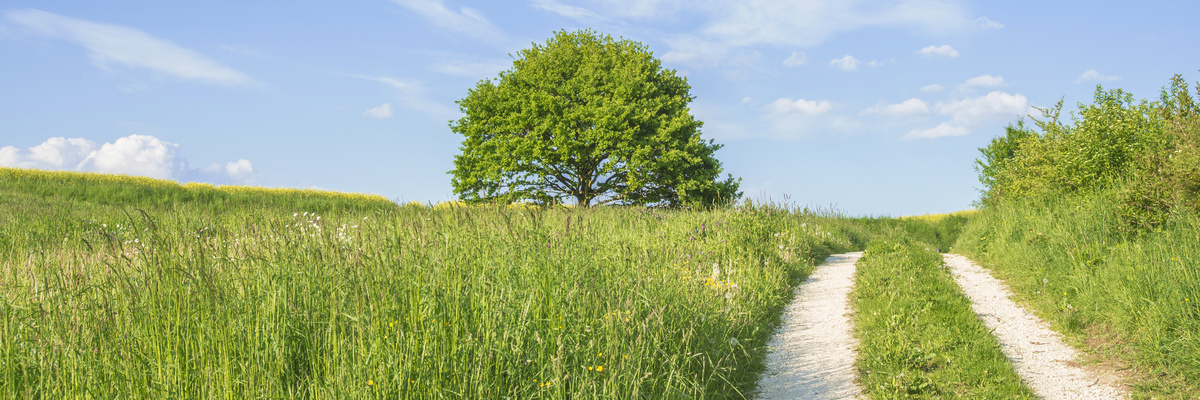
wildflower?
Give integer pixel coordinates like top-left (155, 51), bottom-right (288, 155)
top-left (368, 380), bottom-right (374, 386)
top-left (597, 365), bottom-right (604, 372)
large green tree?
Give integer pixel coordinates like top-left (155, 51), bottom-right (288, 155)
top-left (449, 29), bottom-right (740, 207)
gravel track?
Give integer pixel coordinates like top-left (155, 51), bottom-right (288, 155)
top-left (943, 253), bottom-right (1126, 400)
top-left (755, 252), bottom-right (863, 400)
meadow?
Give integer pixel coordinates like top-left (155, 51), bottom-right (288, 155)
top-left (2, 167), bottom-right (889, 399)
top-left (956, 75), bottom-right (1200, 398)
top-left (957, 190), bottom-right (1200, 398)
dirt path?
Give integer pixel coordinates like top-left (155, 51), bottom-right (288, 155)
top-left (755, 252), bottom-right (863, 400)
top-left (943, 254), bottom-right (1126, 399)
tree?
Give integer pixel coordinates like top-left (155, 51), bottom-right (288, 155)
top-left (449, 29), bottom-right (740, 208)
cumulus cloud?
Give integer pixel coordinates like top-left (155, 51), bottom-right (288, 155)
top-left (976, 16), bottom-right (1004, 29)
top-left (921, 84), bottom-right (945, 92)
top-left (904, 91), bottom-right (1030, 140)
top-left (1076, 69), bottom-right (1120, 84)
top-left (363, 103), bottom-right (394, 119)
top-left (770, 98), bottom-right (833, 115)
top-left (829, 54), bottom-right (860, 71)
top-left (0, 135), bottom-right (260, 185)
top-left (783, 51), bottom-right (808, 67)
top-left (5, 9), bottom-right (254, 86)
top-left (391, 0), bottom-right (508, 45)
top-left (861, 98), bottom-right (930, 116)
top-left (76, 135), bottom-right (185, 179)
top-left (917, 44), bottom-right (959, 58)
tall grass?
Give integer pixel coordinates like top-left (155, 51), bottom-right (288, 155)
top-left (956, 189), bottom-right (1200, 398)
top-left (1, 168), bottom-right (875, 398)
top-left (852, 237), bottom-right (1033, 399)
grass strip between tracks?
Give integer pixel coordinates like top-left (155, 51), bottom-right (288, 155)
top-left (851, 237), bottom-right (1035, 399)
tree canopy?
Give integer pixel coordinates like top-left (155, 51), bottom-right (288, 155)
top-left (449, 29), bottom-right (740, 208)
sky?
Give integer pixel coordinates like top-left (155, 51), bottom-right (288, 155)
top-left (1, 1), bottom-right (1196, 216)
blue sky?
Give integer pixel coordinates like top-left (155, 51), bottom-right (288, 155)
top-left (1, 1), bottom-right (1196, 216)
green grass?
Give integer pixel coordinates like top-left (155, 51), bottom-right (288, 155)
top-left (956, 189), bottom-right (1200, 398)
top-left (851, 237), bottom-right (1034, 399)
top-left (1, 168), bottom-right (881, 399)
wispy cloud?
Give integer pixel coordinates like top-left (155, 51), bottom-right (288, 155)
top-left (391, 0), bottom-right (507, 45)
top-left (430, 57), bottom-right (510, 78)
top-left (530, 0), bottom-right (604, 20)
top-left (783, 51), bottom-right (807, 67)
top-left (976, 16), bottom-right (1004, 29)
top-left (348, 74), bottom-right (457, 117)
top-left (921, 84), bottom-right (945, 92)
top-left (829, 54), bottom-right (860, 71)
top-left (903, 122), bottom-right (969, 140)
top-left (1076, 69), bottom-right (1120, 84)
top-left (6, 9), bottom-right (254, 86)
top-left (363, 103), bottom-right (394, 119)
top-left (917, 44), bottom-right (959, 58)
top-left (960, 74), bottom-right (1006, 90)
top-left (861, 98), bottom-right (930, 117)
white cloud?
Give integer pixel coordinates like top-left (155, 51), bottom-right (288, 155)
top-left (961, 74), bottom-right (1005, 89)
top-left (568, 0), bottom-right (682, 19)
top-left (917, 44), bottom-right (959, 58)
top-left (432, 58), bottom-right (510, 78)
top-left (867, 58), bottom-right (893, 68)
top-left (829, 54), bottom-right (860, 71)
top-left (1076, 69), bottom-right (1120, 84)
top-left (903, 123), bottom-right (969, 140)
top-left (199, 159), bottom-right (257, 184)
top-left (6, 9), bottom-right (253, 86)
top-left (906, 91), bottom-right (1030, 140)
top-left (591, 0), bottom-right (971, 67)
top-left (31, 137), bottom-right (97, 168)
top-left (936, 91), bottom-right (1029, 124)
top-left (531, 0), bottom-right (603, 20)
top-left (921, 84), bottom-right (944, 92)
top-left (391, 0), bottom-right (507, 45)
top-left (783, 51), bottom-right (807, 67)
top-left (349, 74), bottom-right (457, 117)
top-left (76, 135), bottom-right (184, 179)
top-left (363, 103), bottom-right (394, 119)
top-left (976, 16), bottom-right (1004, 29)
top-left (770, 98), bottom-right (833, 115)
top-left (356, 75), bottom-right (418, 92)
top-left (861, 98), bottom-right (930, 116)
top-left (1, 135), bottom-right (260, 185)
top-left (0, 147), bottom-right (19, 167)
top-left (0, 137), bottom-right (97, 170)
top-left (701, 0), bottom-right (970, 48)
top-left (739, 97), bottom-right (753, 105)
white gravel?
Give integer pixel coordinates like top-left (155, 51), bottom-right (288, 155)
top-left (943, 254), bottom-right (1126, 400)
top-left (755, 252), bottom-right (863, 400)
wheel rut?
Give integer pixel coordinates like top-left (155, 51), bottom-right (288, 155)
top-left (755, 252), bottom-right (863, 400)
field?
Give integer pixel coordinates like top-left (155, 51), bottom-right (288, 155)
top-left (8, 162), bottom-right (1200, 398)
top-left (2, 167), bottom-right (882, 399)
